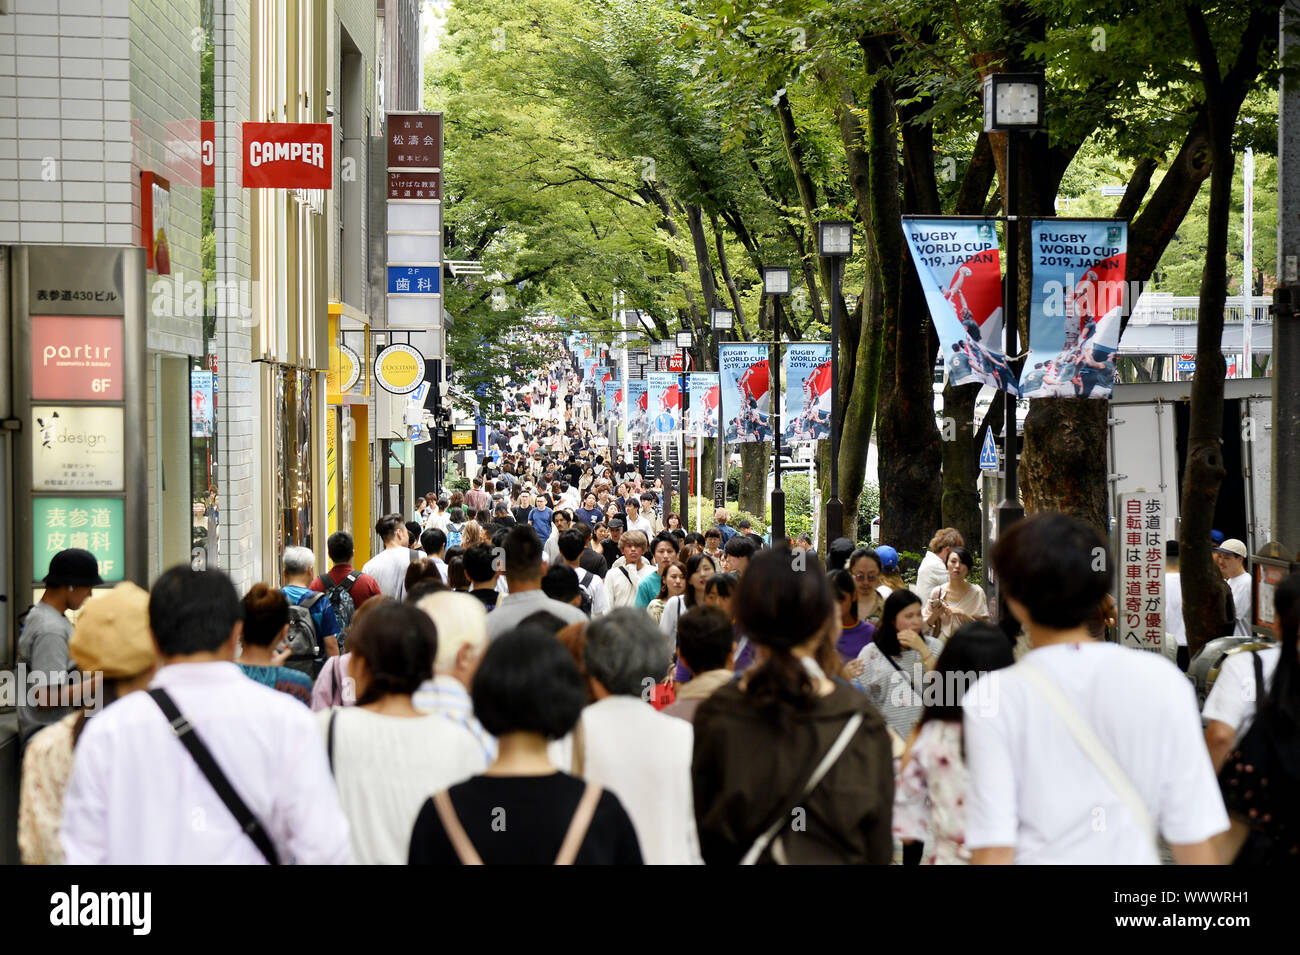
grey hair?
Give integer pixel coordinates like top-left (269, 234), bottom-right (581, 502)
top-left (583, 609), bottom-right (671, 697)
top-left (282, 546), bottom-right (315, 577)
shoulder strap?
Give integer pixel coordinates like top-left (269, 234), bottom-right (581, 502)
top-left (148, 689), bottom-right (279, 865)
top-left (554, 782), bottom-right (603, 865)
top-left (1252, 651), bottom-right (1265, 710)
top-left (299, 591), bottom-right (324, 610)
top-left (741, 711), bottom-right (865, 865)
top-left (571, 717), bottom-right (586, 777)
top-left (431, 790), bottom-right (484, 865)
top-left (342, 571), bottom-right (360, 592)
top-left (327, 709), bottom-right (338, 775)
top-left (1016, 660), bottom-right (1156, 844)
top-left (579, 570), bottom-right (594, 588)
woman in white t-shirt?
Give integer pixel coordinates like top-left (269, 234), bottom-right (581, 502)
top-left (854, 590), bottom-right (943, 738)
top-left (320, 601), bottom-right (488, 864)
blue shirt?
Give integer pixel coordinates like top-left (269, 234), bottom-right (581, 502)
top-left (282, 584), bottom-right (341, 640)
top-left (529, 507), bottom-right (554, 541)
top-left (717, 524), bottom-right (738, 543)
top-left (236, 663), bottom-right (313, 705)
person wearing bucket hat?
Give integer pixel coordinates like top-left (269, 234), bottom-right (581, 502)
top-left (18, 582), bottom-right (156, 865)
top-left (874, 545), bottom-right (907, 597)
top-left (1213, 538), bottom-right (1252, 637)
top-left (16, 548), bottom-right (103, 749)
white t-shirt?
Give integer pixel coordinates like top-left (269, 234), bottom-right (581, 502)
top-left (361, 546), bottom-right (413, 601)
top-left (318, 707), bottom-right (487, 865)
top-left (912, 550), bottom-right (948, 601)
top-left (1201, 645), bottom-right (1280, 748)
top-left (1165, 572), bottom-right (1186, 646)
top-left (962, 641), bottom-right (1228, 864)
top-left (1226, 572), bottom-right (1252, 636)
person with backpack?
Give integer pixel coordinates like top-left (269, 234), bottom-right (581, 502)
top-left (444, 506), bottom-right (468, 550)
top-left (409, 626), bottom-right (642, 865)
top-left (236, 584), bottom-right (314, 703)
top-left (310, 531), bottom-right (382, 649)
top-left (281, 546), bottom-right (341, 679)
top-left (558, 530), bottom-right (609, 616)
top-left (1213, 571), bottom-right (1300, 863)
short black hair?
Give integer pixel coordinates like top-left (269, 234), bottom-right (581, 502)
top-left (676, 605), bottom-right (734, 674)
top-left (558, 528), bottom-right (585, 562)
top-left (826, 537), bottom-right (855, 571)
top-left (471, 627), bottom-right (587, 739)
top-left (541, 564), bottom-right (580, 605)
top-left (376, 514), bottom-right (405, 544)
top-left (503, 524), bottom-right (544, 582)
top-left (724, 535), bottom-right (757, 560)
top-left (704, 528), bottom-right (722, 541)
top-left (349, 600), bottom-right (437, 704)
top-left (149, 566), bottom-right (243, 656)
top-left (405, 521), bottom-right (423, 544)
top-left (992, 512), bottom-right (1111, 629)
top-left (520, 610), bottom-right (567, 635)
top-left (327, 531), bottom-right (354, 564)
top-left (463, 544), bottom-right (498, 584)
top-left (421, 527), bottom-right (447, 556)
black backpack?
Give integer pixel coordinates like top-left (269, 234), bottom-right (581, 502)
top-left (317, 572), bottom-right (359, 649)
top-left (285, 591), bottom-right (325, 678)
top-left (576, 570), bottom-right (596, 616)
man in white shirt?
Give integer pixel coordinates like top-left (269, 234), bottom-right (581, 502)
top-left (549, 610), bottom-right (701, 864)
top-left (1202, 571), bottom-right (1300, 771)
top-left (362, 513), bottom-right (414, 602)
top-left (557, 529), bottom-right (610, 616)
top-left (424, 494), bottom-right (451, 532)
top-left (1214, 538), bottom-right (1253, 637)
top-left (962, 512), bottom-right (1227, 865)
top-left (912, 527), bottom-right (962, 599)
top-left (623, 499), bottom-right (653, 538)
top-left (487, 525), bottom-right (587, 639)
top-left (60, 567), bottom-right (352, 864)
top-left (420, 527), bottom-right (450, 585)
top-left (606, 531), bottom-right (652, 609)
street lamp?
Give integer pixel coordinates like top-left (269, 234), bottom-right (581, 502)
top-left (984, 73), bottom-right (1045, 541)
top-left (676, 330), bottom-right (693, 524)
top-left (710, 307), bottom-right (734, 511)
top-left (763, 267), bottom-right (791, 542)
top-left (818, 221), bottom-right (852, 540)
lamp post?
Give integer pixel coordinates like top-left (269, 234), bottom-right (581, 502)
top-left (676, 330), bottom-right (693, 527)
top-left (763, 267), bottom-right (791, 542)
top-left (818, 221), bottom-right (853, 540)
top-left (710, 307), bottom-right (733, 512)
top-left (983, 72), bottom-right (1045, 539)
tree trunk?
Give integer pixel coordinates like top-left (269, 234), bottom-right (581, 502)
top-left (738, 441), bottom-right (768, 519)
top-left (940, 381), bottom-right (982, 553)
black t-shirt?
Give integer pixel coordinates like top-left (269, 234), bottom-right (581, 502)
top-left (468, 588), bottom-right (499, 610)
top-left (599, 539), bottom-right (621, 566)
top-left (408, 773), bottom-right (643, 865)
top-left (512, 506), bottom-right (531, 526)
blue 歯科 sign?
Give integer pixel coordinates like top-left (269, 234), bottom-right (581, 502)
top-left (387, 265), bottom-right (441, 295)
top-left (980, 429), bottom-right (999, 471)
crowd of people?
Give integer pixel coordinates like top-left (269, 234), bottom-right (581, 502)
top-left (12, 341), bottom-right (1300, 866)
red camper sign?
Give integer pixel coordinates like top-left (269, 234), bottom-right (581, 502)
top-left (241, 122), bottom-right (332, 189)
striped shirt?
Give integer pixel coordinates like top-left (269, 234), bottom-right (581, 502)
top-left (413, 674), bottom-right (497, 764)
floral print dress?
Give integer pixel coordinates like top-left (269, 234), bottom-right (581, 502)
top-left (892, 719), bottom-right (972, 865)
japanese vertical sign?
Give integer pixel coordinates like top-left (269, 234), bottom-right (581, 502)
top-left (1021, 220), bottom-right (1127, 398)
top-left (782, 343), bottom-right (832, 444)
top-left (647, 372), bottom-right (680, 435)
top-left (688, 373), bottom-right (719, 438)
top-left (386, 112), bottom-right (443, 330)
top-left (902, 217), bottom-right (1015, 394)
top-left (718, 343), bottom-right (772, 445)
top-left (1118, 491), bottom-right (1164, 653)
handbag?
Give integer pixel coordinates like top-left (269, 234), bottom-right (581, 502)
top-left (740, 711), bottom-right (866, 865)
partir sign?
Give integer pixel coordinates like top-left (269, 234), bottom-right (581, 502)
top-left (241, 122), bottom-right (332, 189)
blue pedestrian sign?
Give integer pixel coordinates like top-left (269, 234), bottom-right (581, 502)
top-left (979, 429), bottom-right (999, 471)
top-left (387, 265), bottom-right (441, 295)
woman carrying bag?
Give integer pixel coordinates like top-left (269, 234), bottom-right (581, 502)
top-left (691, 551), bottom-right (894, 864)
